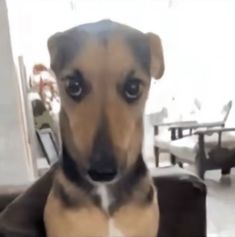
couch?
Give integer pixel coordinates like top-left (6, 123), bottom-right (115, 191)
top-left (0, 166), bottom-right (206, 237)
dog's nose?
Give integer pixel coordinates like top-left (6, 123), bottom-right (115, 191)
top-left (87, 152), bottom-right (118, 182)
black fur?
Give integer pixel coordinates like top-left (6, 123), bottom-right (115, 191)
top-left (61, 146), bottom-right (92, 192)
top-left (49, 20), bottom-right (151, 77)
top-left (53, 180), bottom-right (78, 208)
top-left (60, 146), bottom-right (103, 208)
top-left (146, 185), bottom-right (154, 203)
top-left (61, 147), bottom-right (150, 214)
top-left (89, 119), bottom-right (117, 177)
top-left (109, 154), bottom-right (148, 214)
top-left (126, 33), bottom-right (151, 75)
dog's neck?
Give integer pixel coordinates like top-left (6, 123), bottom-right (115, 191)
top-left (53, 146), bottom-right (153, 215)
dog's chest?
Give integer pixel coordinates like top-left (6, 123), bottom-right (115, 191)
top-left (45, 184), bottom-right (159, 237)
top-left (96, 185), bottom-right (125, 237)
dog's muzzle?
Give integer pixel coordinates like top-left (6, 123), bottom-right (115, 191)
top-left (87, 152), bottom-right (118, 183)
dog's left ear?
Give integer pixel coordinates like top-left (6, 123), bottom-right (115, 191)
top-left (147, 33), bottom-right (164, 79)
top-left (47, 32), bottom-right (65, 74)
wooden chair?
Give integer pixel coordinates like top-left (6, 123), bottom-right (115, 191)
top-left (154, 100), bottom-right (233, 171)
top-left (167, 101), bottom-right (235, 178)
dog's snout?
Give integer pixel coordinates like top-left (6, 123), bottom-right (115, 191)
top-left (88, 150), bottom-right (118, 183)
top-left (87, 122), bottom-right (118, 182)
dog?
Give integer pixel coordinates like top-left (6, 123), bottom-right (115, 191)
top-left (44, 19), bottom-right (164, 237)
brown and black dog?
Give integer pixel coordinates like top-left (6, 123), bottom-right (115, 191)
top-left (44, 20), bottom-right (164, 237)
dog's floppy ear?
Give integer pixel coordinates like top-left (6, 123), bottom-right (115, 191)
top-left (47, 32), bottom-right (64, 73)
top-left (47, 30), bottom-right (83, 74)
top-left (147, 33), bottom-right (164, 79)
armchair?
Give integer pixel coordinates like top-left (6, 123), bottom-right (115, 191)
top-left (167, 101), bottom-right (234, 178)
top-left (153, 100), bottom-right (233, 173)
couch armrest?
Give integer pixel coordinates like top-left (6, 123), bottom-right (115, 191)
top-left (152, 167), bottom-right (207, 237)
top-left (0, 165), bottom-right (57, 237)
top-left (0, 186), bottom-right (28, 213)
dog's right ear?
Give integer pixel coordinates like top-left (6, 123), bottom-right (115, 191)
top-left (47, 30), bottom-right (83, 74)
top-left (146, 33), bottom-right (165, 80)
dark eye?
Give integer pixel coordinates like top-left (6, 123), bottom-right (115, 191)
top-left (66, 71), bottom-right (86, 101)
top-left (123, 79), bottom-right (142, 102)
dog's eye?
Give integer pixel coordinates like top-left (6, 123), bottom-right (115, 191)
top-left (66, 71), bottom-right (86, 101)
top-left (123, 79), bottom-right (142, 102)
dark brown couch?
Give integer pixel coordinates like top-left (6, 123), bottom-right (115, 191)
top-left (0, 166), bottom-right (206, 237)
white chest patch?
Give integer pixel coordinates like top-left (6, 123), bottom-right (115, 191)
top-left (96, 185), bottom-right (111, 212)
top-left (95, 185), bottom-right (125, 237)
top-left (108, 219), bottom-right (125, 237)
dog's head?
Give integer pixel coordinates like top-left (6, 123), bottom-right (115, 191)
top-left (48, 20), bottom-right (164, 183)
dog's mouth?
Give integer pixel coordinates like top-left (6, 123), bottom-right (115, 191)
top-left (87, 169), bottom-right (118, 183)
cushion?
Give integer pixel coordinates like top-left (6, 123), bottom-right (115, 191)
top-left (154, 134), bottom-right (172, 151)
top-left (169, 136), bottom-right (197, 162)
top-left (169, 132), bottom-right (235, 163)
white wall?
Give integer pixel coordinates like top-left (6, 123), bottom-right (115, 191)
top-left (5, 0), bottom-right (235, 162)
top-left (6, 0), bottom-right (75, 70)
top-left (10, 0), bottom-right (234, 113)
top-left (0, 0), bottom-right (32, 185)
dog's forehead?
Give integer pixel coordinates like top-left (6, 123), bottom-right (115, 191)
top-left (49, 20), bottom-right (150, 75)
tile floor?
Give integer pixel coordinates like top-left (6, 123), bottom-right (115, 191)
top-left (151, 154), bottom-right (235, 237)
top-left (206, 170), bottom-right (235, 237)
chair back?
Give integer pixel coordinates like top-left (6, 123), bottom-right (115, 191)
top-left (196, 100), bottom-right (232, 124)
top-left (221, 100), bottom-right (233, 124)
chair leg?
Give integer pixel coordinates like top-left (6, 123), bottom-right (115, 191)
top-left (170, 154), bottom-right (176, 165)
top-left (178, 162), bottom-right (184, 168)
top-left (154, 146), bottom-right (159, 167)
top-left (197, 134), bottom-right (206, 180)
top-left (221, 168), bottom-right (231, 176)
top-left (198, 166), bottom-right (205, 180)
top-left (196, 156), bottom-right (205, 179)
top-left (170, 128), bottom-right (177, 165)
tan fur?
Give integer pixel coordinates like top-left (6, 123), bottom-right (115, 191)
top-left (113, 201), bottom-right (159, 237)
top-left (57, 35), bottom-right (149, 169)
top-left (45, 192), bottom-right (109, 237)
top-left (45, 171), bottom-right (159, 237)
top-left (147, 33), bottom-right (164, 79)
top-left (45, 196), bottom-right (158, 237)
top-left (45, 170), bottom-right (107, 237)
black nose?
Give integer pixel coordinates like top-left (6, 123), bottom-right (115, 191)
top-left (88, 152), bottom-right (118, 182)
